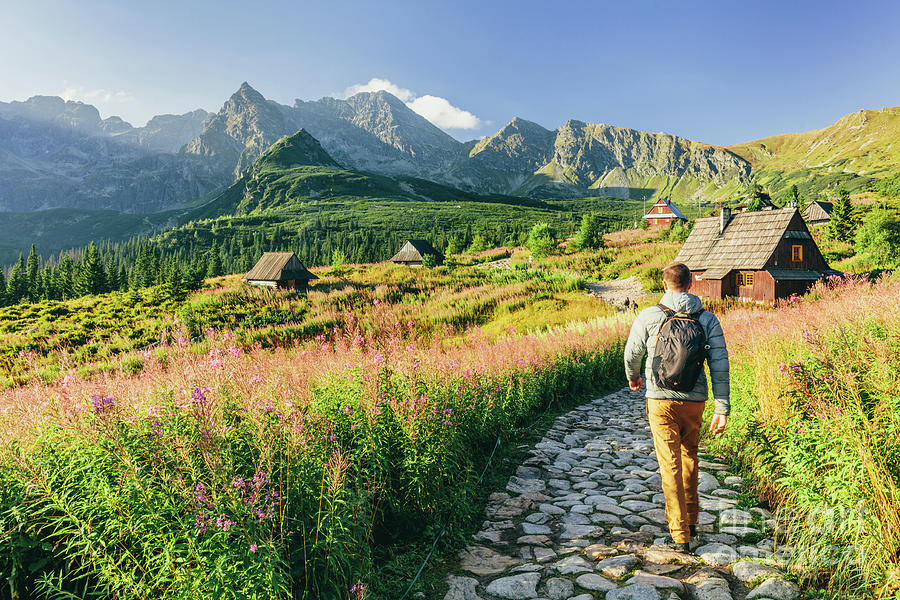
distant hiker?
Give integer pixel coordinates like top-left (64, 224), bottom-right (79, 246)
top-left (623, 262), bottom-right (729, 553)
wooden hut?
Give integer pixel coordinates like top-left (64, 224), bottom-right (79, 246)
top-left (243, 252), bottom-right (318, 290)
top-left (643, 197), bottom-right (687, 230)
top-left (674, 207), bottom-right (840, 302)
top-left (390, 239), bottom-right (444, 267)
top-left (802, 200), bottom-right (833, 225)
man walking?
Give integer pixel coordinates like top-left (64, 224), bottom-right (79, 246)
top-left (624, 262), bottom-right (729, 553)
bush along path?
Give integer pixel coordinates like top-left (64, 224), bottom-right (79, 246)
top-left (441, 388), bottom-right (799, 600)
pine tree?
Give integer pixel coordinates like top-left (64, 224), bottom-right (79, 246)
top-left (165, 261), bottom-right (187, 301)
top-left (790, 184), bottom-right (801, 208)
top-left (572, 213), bottom-right (605, 251)
top-left (7, 254), bottom-right (27, 304)
top-left (828, 189), bottom-right (855, 242)
top-left (75, 242), bottom-right (106, 297)
top-left (527, 222), bottom-right (557, 258)
top-left (0, 268), bottom-right (7, 306)
top-left (26, 244), bottom-right (42, 302)
top-left (206, 240), bottom-right (223, 278)
top-left (56, 254), bottom-right (75, 300)
top-left (106, 258), bottom-right (119, 291)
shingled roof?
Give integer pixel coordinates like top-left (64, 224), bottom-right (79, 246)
top-left (244, 252), bottom-right (317, 281)
top-left (674, 208), bottom-right (801, 273)
top-left (390, 239), bottom-right (444, 263)
top-left (802, 200), bottom-right (833, 223)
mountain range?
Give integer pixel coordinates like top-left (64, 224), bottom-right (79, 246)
top-left (0, 82), bottom-right (897, 263)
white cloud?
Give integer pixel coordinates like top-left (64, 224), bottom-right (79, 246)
top-left (342, 78), bottom-right (484, 131)
top-left (59, 82), bottom-right (136, 104)
top-left (343, 77), bottom-right (415, 103)
top-left (407, 95), bottom-right (483, 130)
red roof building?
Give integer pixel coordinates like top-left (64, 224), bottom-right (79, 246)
top-left (643, 197), bottom-right (688, 230)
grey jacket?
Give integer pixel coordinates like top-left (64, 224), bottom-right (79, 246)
top-left (624, 291), bottom-right (730, 415)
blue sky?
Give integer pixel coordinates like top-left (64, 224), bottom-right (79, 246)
top-left (2, 0), bottom-right (898, 144)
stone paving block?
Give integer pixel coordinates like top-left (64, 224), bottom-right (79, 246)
top-left (576, 573), bottom-right (617, 591)
top-left (443, 575), bottom-right (484, 600)
top-left (731, 560), bottom-right (782, 584)
top-left (440, 389), bottom-right (812, 600)
top-left (746, 577), bottom-right (799, 600)
top-left (595, 554), bottom-right (641, 578)
top-left (458, 545), bottom-right (520, 576)
top-left (606, 583), bottom-right (661, 600)
top-left (484, 572), bottom-right (541, 599)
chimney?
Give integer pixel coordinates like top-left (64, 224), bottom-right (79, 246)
top-left (719, 207), bottom-right (732, 235)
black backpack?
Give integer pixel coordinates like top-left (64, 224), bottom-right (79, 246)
top-left (651, 304), bottom-right (710, 392)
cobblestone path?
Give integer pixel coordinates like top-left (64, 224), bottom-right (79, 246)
top-left (443, 388), bottom-right (799, 600)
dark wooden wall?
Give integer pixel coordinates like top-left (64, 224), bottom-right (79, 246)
top-left (688, 271), bottom-right (726, 300)
top-left (746, 270), bottom-right (775, 302)
top-left (774, 279), bottom-right (817, 299)
top-left (765, 212), bottom-right (829, 271)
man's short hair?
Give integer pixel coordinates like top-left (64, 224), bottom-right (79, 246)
top-left (663, 262), bottom-right (692, 291)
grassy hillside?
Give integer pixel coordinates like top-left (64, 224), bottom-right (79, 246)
top-left (729, 107), bottom-right (899, 174)
top-left (152, 136), bottom-right (652, 268)
top-left (727, 107), bottom-right (900, 203)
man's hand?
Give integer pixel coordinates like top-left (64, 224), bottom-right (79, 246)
top-left (628, 377), bottom-right (643, 391)
top-left (709, 414), bottom-right (727, 435)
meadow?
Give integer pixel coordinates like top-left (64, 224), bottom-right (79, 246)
top-left (707, 274), bottom-right (900, 599)
top-left (2, 221), bottom-right (898, 599)
top-left (0, 278), bottom-right (630, 599)
top-left (0, 255), bottom-right (615, 390)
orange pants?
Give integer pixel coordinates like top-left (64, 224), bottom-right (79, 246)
top-left (647, 398), bottom-right (706, 544)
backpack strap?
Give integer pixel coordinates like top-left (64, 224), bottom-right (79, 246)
top-left (659, 303), bottom-right (705, 320)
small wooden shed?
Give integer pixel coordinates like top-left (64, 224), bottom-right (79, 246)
top-left (390, 239), bottom-right (444, 267)
top-left (643, 197), bottom-right (687, 230)
top-left (244, 252), bottom-right (318, 290)
top-left (674, 207), bottom-right (839, 302)
top-left (802, 201), bottom-right (833, 225)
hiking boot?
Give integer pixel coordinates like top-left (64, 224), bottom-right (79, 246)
top-left (661, 535), bottom-right (691, 554)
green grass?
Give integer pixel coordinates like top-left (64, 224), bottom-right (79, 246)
top-left (705, 276), bottom-right (900, 598)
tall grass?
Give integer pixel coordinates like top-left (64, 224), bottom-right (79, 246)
top-left (0, 301), bottom-right (629, 598)
top-left (707, 275), bottom-right (900, 598)
top-left (1, 263), bottom-right (595, 390)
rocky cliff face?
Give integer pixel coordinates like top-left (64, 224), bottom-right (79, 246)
top-left (448, 118), bottom-right (751, 197)
top-left (182, 84), bottom-right (464, 184)
top-left (0, 96), bottom-right (212, 212)
top-left (183, 84), bottom-right (751, 200)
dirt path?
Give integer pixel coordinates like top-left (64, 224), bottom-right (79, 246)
top-left (441, 387), bottom-right (796, 600)
top-left (584, 277), bottom-right (645, 309)
top-left (477, 258), bottom-right (513, 270)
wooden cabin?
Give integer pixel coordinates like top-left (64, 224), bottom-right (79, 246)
top-left (390, 239), bottom-right (444, 267)
top-left (802, 200), bottom-right (833, 225)
top-left (243, 252), bottom-right (318, 290)
top-left (643, 197), bottom-right (688, 230)
top-left (674, 207), bottom-right (840, 302)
